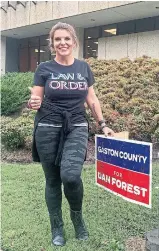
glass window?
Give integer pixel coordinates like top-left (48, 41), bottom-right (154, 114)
top-left (84, 39), bottom-right (98, 59)
top-left (39, 45), bottom-right (51, 63)
top-left (28, 37), bottom-right (40, 71)
top-left (19, 38), bottom-right (28, 48)
top-left (84, 27), bottom-right (100, 59)
top-left (118, 20), bottom-right (135, 35)
top-left (155, 16), bottom-right (159, 29)
top-left (84, 27), bottom-right (100, 39)
top-left (40, 35), bottom-right (50, 46)
top-left (19, 35), bottom-right (52, 72)
top-left (19, 47), bottom-right (29, 72)
top-left (102, 24), bottom-right (117, 37)
top-left (29, 47), bottom-right (39, 72)
top-left (135, 17), bottom-right (155, 33)
top-left (29, 37), bottom-right (39, 47)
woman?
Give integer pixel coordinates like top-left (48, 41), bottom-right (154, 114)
top-left (28, 22), bottom-right (114, 247)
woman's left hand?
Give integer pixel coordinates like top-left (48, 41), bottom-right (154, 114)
top-left (102, 126), bottom-right (115, 137)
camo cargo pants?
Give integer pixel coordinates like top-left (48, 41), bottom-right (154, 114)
top-left (35, 125), bottom-right (88, 214)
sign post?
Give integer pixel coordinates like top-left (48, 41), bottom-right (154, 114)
top-left (95, 135), bottom-right (152, 208)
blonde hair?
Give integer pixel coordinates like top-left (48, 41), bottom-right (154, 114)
top-left (49, 22), bottom-right (78, 53)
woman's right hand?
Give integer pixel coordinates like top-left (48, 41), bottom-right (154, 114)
top-left (28, 87), bottom-right (42, 110)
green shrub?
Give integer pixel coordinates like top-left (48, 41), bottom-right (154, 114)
top-left (1, 116), bottom-right (13, 127)
top-left (1, 72), bottom-right (33, 115)
top-left (1, 120), bottom-right (25, 150)
top-left (152, 127), bottom-right (159, 142)
top-left (86, 56), bottom-right (159, 142)
top-left (1, 114), bottom-right (34, 150)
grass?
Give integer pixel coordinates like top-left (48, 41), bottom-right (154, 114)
top-left (1, 162), bottom-right (159, 251)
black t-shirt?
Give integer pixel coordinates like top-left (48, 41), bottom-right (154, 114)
top-left (33, 59), bottom-right (95, 123)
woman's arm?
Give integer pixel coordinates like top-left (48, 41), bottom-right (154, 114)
top-left (86, 86), bottom-right (114, 137)
top-left (28, 86), bottom-right (44, 110)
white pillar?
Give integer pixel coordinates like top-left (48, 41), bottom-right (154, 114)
top-left (1, 36), bottom-right (6, 75)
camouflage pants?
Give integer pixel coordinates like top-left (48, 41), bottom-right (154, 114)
top-left (35, 125), bottom-right (88, 214)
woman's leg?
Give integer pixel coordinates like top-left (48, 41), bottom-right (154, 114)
top-left (60, 126), bottom-right (89, 240)
top-left (42, 162), bottom-right (62, 216)
top-left (35, 126), bottom-right (65, 246)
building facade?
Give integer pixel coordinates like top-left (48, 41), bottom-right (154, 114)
top-left (1, 1), bottom-right (159, 74)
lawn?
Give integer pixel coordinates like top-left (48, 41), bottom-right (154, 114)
top-left (1, 162), bottom-right (159, 251)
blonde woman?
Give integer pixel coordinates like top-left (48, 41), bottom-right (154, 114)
top-left (28, 22), bottom-right (114, 247)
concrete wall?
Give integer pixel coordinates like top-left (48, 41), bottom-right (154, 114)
top-left (0, 1), bottom-right (135, 31)
top-left (0, 36), bottom-right (6, 75)
top-left (98, 30), bottom-right (159, 60)
top-left (6, 37), bottom-right (19, 72)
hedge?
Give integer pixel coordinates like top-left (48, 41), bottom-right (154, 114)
top-left (86, 56), bottom-right (159, 142)
top-left (1, 72), bottom-right (33, 115)
top-left (1, 110), bottom-right (35, 150)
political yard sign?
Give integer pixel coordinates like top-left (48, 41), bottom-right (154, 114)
top-left (95, 135), bottom-right (152, 208)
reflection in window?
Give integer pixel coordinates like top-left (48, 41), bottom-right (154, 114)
top-left (102, 24), bottom-right (117, 37)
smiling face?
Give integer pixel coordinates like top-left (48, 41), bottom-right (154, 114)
top-left (53, 29), bottom-right (76, 57)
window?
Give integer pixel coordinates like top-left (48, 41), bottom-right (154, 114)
top-left (118, 21), bottom-right (135, 35)
top-left (135, 17), bottom-right (155, 33)
top-left (19, 47), bottom-right (29, 72)
top-left (40, 35), bottom-right (51, 63)
top-left (19, 35), bottom-right (51, 72)
top-left (40, 35), bottom-right (51, 62)
top-left (19, 38), bottom-right (28, 48)
top-left (84, 27), bottom-right (100, 39)
top-left (40, 35), bottom-right (49, 46)
top-left (155, 16), bottom-right (159, 29)
top-left (84, 39), bottom-right (98, 58)
top-left (28, 37), bottom-right (40, 71)
top-left (84, 27), bottom-right (100, 58)
top-left (39, 46), bottom-right (51, 63)
top-left (102, 24), bottom-right (117, 37)
top-left (29, 37), bottom-right (39, 47)
top-left (29, 47), bottom-right (39, 72)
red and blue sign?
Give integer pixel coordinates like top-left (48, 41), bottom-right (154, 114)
top-left (95, 135), bottom-right (152, 208)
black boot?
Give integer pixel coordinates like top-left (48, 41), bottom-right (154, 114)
top-left (70, 209), bottom-right (89, 240)
top-left (50, 210), bottom-right (66, 246)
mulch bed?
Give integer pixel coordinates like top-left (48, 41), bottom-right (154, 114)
top-left (1, 140), bottom-right (95, 165)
